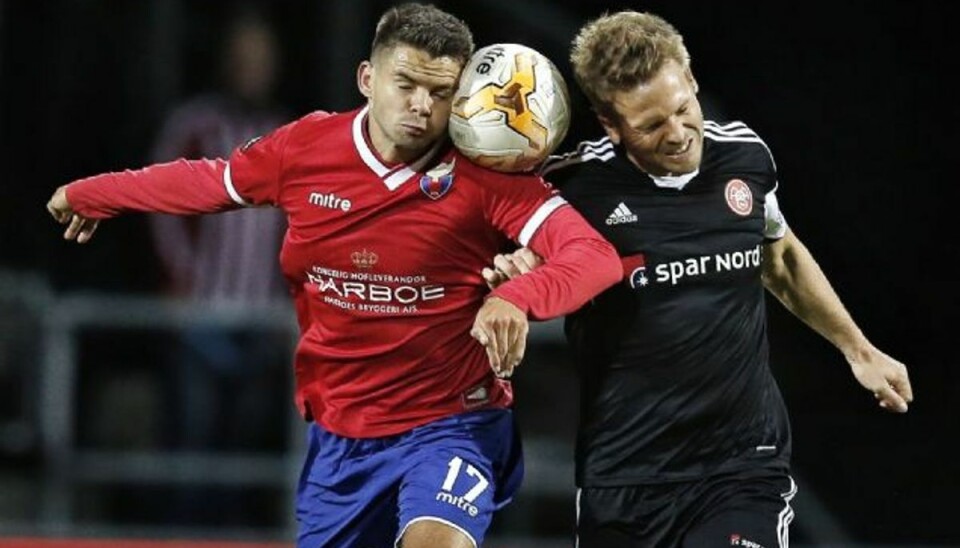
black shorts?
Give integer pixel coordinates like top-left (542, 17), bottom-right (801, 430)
top-left (577, 467), bottom-right (796, 548)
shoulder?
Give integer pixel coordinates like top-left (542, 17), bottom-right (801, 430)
top-left (702, 120), bottom-right (777, 175)
top-left (274, 108), bottom-right (353, 148)
top-left (448, 149), bottom-right (554, 198)
top-left (540, 136), bottom-right (616, 176)
top-left (538, 136), bottom-right (618, 194)
top-left (450, 149), bottom-right (542, 184)
top-left (288, 109), bottom-right (344, 132)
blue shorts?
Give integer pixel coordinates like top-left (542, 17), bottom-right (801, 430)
top-left (296, 408), bottom-right (524, 548)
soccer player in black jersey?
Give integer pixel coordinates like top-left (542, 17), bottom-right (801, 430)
top-left (483, 10), bottom-right (914, 548)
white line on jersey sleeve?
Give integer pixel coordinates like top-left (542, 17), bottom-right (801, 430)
top-left (223, 164), bottom-right (250, 206)
top-left (764, 187), bottom-right (788, 239)
top-left (518, 195), bottom-right (568, 246)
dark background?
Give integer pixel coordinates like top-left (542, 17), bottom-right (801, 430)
top-left (0, 0), bottom-right (954, 545)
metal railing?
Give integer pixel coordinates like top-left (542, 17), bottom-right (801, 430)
top-left (36, 294), bottom-right (302, 532)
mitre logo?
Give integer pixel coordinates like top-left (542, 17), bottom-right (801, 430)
top-left (308, 191), bottom-right (352, 211)
top-left (351, 249), bottom-right (378, 269)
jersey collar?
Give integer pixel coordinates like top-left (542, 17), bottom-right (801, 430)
top-left (352, 106), bottom-right (444, 191)
top-left (649, 169), bottom-right (699, 190)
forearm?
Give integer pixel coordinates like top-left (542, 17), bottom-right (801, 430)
top-left (764, 234), bottom-right (870, 358)
top-left (66, 158), bottom-right (235, 219)
top-left (490, 205), bottom-right (620, 320)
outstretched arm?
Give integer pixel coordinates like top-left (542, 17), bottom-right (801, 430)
top-left (762, 229), bottom-right (913, 413)
top-left (45, 158), bottom-right (238, 243)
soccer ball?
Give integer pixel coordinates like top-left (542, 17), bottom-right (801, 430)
top-left (449, 43), bottom-right (571, 173)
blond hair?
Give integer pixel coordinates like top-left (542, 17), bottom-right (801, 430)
top-left (570, 11), bottom-right (690, 117)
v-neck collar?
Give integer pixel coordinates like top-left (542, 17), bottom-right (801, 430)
top-left (352, 106), bottom-right (444, 191)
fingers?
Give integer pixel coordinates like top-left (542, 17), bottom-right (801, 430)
top-left (878, 372), bottom-right (913, 413)
top-left (471, 301), bottom-right (529, 378)
top-left (513, 247), bottom-right (544, 271)
top-left (872, 368), bottom-right (912, 413)
top-left (492, 249), bottom-right (539, 279)
top-left (492, 316), bottom-right (524, 372)
top-left (471, 326), bottom-right (502, 374)
top-left (874, 384), bottom-right (908, 413)
top-left (889, 371), bottom-right (914, 405)
top-left (481, 267), bottom-right (504, 289)
top-left (851, 350), bottom-right (914, 414)
top-left (505, 322), bottom-right (528, 374)
top-left (483, 248), bottom-right (544, 289)
top-left (877, 358), bottom-right (913, 413)
top-left (62, 214), bottom-right (99, 243)
top-left (64, 214), bottom-right (84, 240)
top-left (485, 319), bottom-right (528, 378)
top-left (77, 219), bottom-right (99, 243)
top-left (492, 254), bottom-right (523, 279)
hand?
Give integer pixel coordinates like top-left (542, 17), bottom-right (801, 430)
top-left (46, 185), bottom-right (99, 243)
top-left (470, 297), bottom-right (528, 378)
top-left (848, 344), bottom-right (914, 413)
top-left (481, 247), bottom-right (544, 289)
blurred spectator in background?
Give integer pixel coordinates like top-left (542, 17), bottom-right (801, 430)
top-left (148, 8), bottom-right (291, 523)
top-left (150, 10), bottom-right (288, 311)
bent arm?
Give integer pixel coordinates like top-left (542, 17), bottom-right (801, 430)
top-left (762, 228), bottom-right (913, 412)
top-left (489, 205), bottom-right (621, 321)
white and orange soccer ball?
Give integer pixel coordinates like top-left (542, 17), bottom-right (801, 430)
top-left (449, 43), bottom-right (571, 173)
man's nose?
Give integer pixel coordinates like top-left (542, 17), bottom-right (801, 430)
top-left (663, 116), bottom-right (685, 143)
top-left (410, 88), bottom-right (433, 116)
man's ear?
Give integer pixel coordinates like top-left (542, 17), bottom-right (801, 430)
top-left (597, 113), bottom-right (621, 145)
top-left (357, 60), bottom-right (374, 98)
top-left (686, 68), bottom-right (699, 94)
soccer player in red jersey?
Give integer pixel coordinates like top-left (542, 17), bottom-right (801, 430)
top-left (44, 3), bottom-right (620, 548)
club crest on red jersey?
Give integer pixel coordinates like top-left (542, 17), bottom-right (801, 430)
top-left (351, 248), bottom-right (378, 269)
top-left (725, 179), bottom-right (753, 216)
top-left (419, 160), bottom-right (455, 200)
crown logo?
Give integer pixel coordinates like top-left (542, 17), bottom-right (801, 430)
top-left (351, 248), bottom-right (378, 269)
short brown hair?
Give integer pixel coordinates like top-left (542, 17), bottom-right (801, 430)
top-left (570, 11), bottom-right (690, 118)
top-left (371, 3), bottom-right (475, 66)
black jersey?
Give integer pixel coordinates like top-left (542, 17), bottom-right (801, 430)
top-left (542, 121), bottom-right (792, 487)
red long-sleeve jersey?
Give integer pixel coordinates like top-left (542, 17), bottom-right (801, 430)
top-left (67, 107), bottom-right (620, 437)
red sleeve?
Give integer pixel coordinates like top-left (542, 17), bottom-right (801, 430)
top-left (66, 113), bottom-right (317, 218)
top-left (224, 127), bottom-right (286, 207)
top-left (66, 158), bottom-right (234, 219)
top-left (489, 205), bottom-right (621, 320)
top-left (226, 113), bottom-right (325, 206)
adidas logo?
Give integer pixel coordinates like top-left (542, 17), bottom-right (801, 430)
top-left (606, 202), bottom-right (638, 225)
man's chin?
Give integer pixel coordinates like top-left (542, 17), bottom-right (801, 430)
top-left (663, 156), bottom-right (700, 176)
top-left (395, 133), bottom-right (437, 151)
